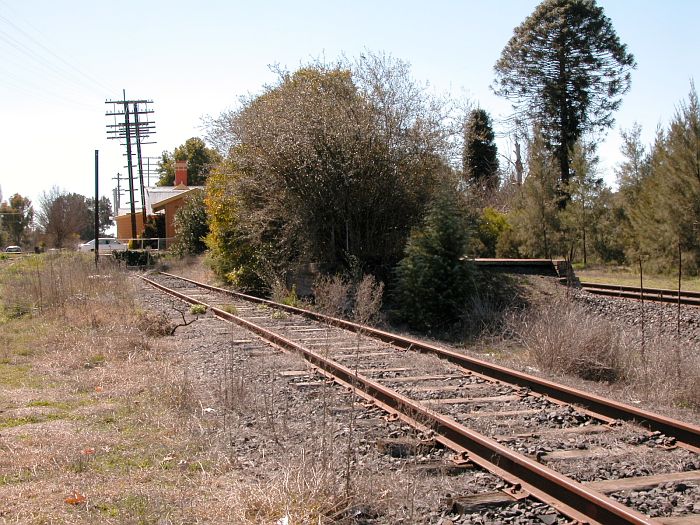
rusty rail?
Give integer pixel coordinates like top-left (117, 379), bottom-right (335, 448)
top-left (142, 274), bottom-right (664, 525)
top-left (156, 272), bottom-right (700, 449)
top-left (580, 281), bottom-right (700, 307)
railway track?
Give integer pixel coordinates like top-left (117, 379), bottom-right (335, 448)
top-left (579, 282), bottom-right (700, 307)
top-left (141, 271), bottom-right (700, 525)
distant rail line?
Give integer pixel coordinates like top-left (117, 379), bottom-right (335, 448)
top-left (579, 281), bottom-right (700, 307)
top-left (141, 271), bottom-right (700, 525)
top-left (475, 258), bottom-right (700, 308)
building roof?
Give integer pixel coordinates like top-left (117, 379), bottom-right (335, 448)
top-left (151, 187), bottom-right (202, 211)
top-left (116, 186), bottom-right (203, 217)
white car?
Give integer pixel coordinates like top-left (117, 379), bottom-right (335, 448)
top-left (78, 238), bottom-right (128, 253)
top-left (5, 245), bottom-right (22, 253)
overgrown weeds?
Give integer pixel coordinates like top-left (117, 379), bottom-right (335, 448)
top-left (0, 253), bottom-right (223, 522)
top-left (509, 297), bottom-right (700, 408)
top-left (312, 273), bottom-right (384, 324)
top-left (512, 298), bottom-right (624, 382)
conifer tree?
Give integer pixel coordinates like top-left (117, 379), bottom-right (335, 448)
top-left (394, 188), bottom-right (477, 330)
top-left (494, 0), bottom-right (635, 190)
top-left (463, 109), bottom-right (499, 191)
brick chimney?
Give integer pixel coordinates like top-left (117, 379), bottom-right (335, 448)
top-left (174, 160), bottom-right (188, 186)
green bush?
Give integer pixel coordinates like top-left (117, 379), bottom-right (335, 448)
top-left (394, 189), bottom-right (479, 330)
top-left (189, 304), bottom-right (207, 315)
top-left (112, 250), bottom-right (159, 267)
top-left (475, 207), bottom-right (511, 257)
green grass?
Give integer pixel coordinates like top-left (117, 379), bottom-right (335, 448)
top-left (190, 304), bottom-right (207, 315)
top-left (221, 304), bottom-right (238, 314)
top-left (0, 363), bottom-right (42, 388)
top-left (0, 467), bottom-right (34, 486)
top-left (26, 399), bottom-right (73, 410)
top-left (0, 413), bottom-right (66, 430)
top-left (577, 266), bottom-right (700, 292)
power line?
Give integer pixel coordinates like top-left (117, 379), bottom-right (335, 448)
top-left (0, 6), bottom-right (112, 96)
top-left (106, 91), bottom-right (156, 239)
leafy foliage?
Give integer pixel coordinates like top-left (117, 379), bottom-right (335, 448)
top-left (493, 0), bottom-right (635, 188)
top-left (506, 127), bottom-right (564, 258)
top-left (394, 189), bottom-right (478, 330)
top-left (156, 137), bottom-right (222, 186)
top-left (204, 164), bottom-right (265, 291)
top-left (626, 85), bottom-right (700, 273)
top-left (171, 190), bottom-right (208, 256)
top-left (206, 54), bottom-right (451, 283)
top-left (37, 188), bottom-right (91, 248)
top-left (83, 196), bottom-right (114, 240)
top-left (0, 194), bottom-right (33, 246)
top-left (474, 207), bottom-right (511, 258)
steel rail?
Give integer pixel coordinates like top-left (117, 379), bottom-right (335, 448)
top-left (157, 272), bottom-right (700, 449)
top-left (580, 281), bottom-right (700, 306)
top-left (142, 274), bottom-right (659, 525)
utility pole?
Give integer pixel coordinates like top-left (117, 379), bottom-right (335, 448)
top-left (144, 156), bottom-right (160, 186)
top-left (105, 90), bottom-right (155, 240)
top-left (112, 172), bottom-right (126, 212)
top-left (94, 150), bottom-right (99, 267)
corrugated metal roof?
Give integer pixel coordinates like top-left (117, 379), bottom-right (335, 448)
top-left (116, 186), bottom-right (204, 217)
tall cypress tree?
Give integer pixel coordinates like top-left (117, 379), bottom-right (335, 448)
top-left (463, 109), bottom-right (499, 191)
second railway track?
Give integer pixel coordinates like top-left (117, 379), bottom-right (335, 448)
top-left (141, 271), bottom-right (700, 525)
top-left (579, 282), bottom-right (700, 307)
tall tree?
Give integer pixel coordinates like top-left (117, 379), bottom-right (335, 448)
top-left (37, 188), bottom-right (91, 248)
top-left (463, 108), bottom-right (499, 191)
top-left (508, 126), bottom-right (564, 258)
top-left (156, 137), bottom-right (222, 186)
top-left (83, 196), bottom-right (114, 239)
top-left (616, 123), bottom-right (649, 200)
top-left (0, 194), bottom-right (33, 245)
top-left (493, 0), bottom-right (636, 190)
top-left (628, 84), bottom-right (700, 272)
top-left (561, 142), bottom-right (604, 264)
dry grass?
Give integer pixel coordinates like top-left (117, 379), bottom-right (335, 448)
top-left (352, 274), bottom-right (384, 325)
top-left (157, 253), bottom-right (216, 283)
top-left (0, 253), bottom-right (404, 524)
top-left (312, 273), bottom-right (384, 324)
top-left (312, 274), bottom-right (352, 317)
top-left (509, 298), bottom-right (700, 409)
top-left (0, 254), bottom-right (225, 523)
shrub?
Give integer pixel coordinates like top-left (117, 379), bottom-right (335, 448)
top-left (513, 298), bottom-right (625, 382)
top-left (313, 275), bottom-right (352, 317)
top-left (189, 304), bottom-right (207, 315)
top-left (171, 190), bottom-right (208, 257)
top-left (113, 250), bottom-right (158, 267)
top-left (353, 274), bottom-right (384, 324)
top-left (394, 189), bottom-right (479, 330)
top-left (312, 272), bottom-right (384, 324)
top-left (475, 207), bottom-right (511, 258)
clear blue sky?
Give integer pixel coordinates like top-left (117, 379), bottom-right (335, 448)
top-left (1, 0), bottom-right (698, 212)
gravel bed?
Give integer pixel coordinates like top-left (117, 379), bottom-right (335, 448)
top-left (135, 277), bottom-right (524, 523)
top-left (573, 288), bottom-right (700, 345)
top-left (136, 273), bottom-right (700, 523)
top-left (555, 446), bottom-right (700, 482)
top-left (610, 481), bottom-right (700, 518)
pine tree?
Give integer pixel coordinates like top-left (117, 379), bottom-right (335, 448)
top-left (394, 188), bottom-right (477, 330)
top-left (628, 85), bottom-right (700, 273)
top-left (493, 0), bottom-right (635, 190)
top-left (463, 109), bottom-right (499, 191)
top-left (509, 126), bottom-right (564, 258)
